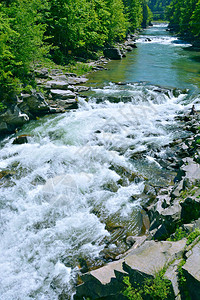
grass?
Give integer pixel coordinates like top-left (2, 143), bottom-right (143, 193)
top-left (35, 57), bottom-right (93, 76)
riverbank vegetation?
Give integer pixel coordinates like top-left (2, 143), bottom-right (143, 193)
top-left (0, 0), bottom-right (153, 100)
top-left (166, 0), bottom-right (200, 41)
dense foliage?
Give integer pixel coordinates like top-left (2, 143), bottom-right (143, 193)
top-left (148, 0), bottom-right (171, 19)
top-left (166, 0), bottom-right (200, 39)
top-left (0, 0), bottom-right (154, 97)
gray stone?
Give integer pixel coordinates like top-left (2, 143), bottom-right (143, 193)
top-left (67, 77), bottom-right (88, 85)
top-left (45, 80), bottom-right (69, 90)
top-left (34, 68), bottom-right (49, 78)
top-left (165, 259), bottom-right (182, 299)
top-left (124, 40), bottom-right (137, 48)
top-left (1, 106), bottom-right (29, 129)
top-left (183, 241), bottom-right (200, 300)
top-left (75, 240), bottom-right (186, 299)
top-left (19, 92), bottom-right (49, 115)
top-left (182, 157), bottom-right (200, 182)
top-left (50, 89), bottom-right (76, 100)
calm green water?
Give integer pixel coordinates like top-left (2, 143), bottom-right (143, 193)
top-left (88, 24), bottom-right (200, 91)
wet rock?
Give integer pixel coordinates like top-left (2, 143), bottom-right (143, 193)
top-left (125, 46), bottom-right (133, 52)
top-left (0, 170), bottom-right (16, 179)
top-left (74, 86), bottom-right (90, 93)
top-left (19, 92), bottom-right (50, 115)
top-left (182, 241), bottom-right (200, 300)
top-left (50, 89), bottom-right (76, 100)
top-left (0, 106), bottom-right (29, 132)
top-left (103, 47), bottom-right (122, 60)
top-left (124, 40), bottom-right (137, 48)
top-left (13, 134), bottom-right (30, 144)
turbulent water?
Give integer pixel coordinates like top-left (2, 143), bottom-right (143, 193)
top-left (0, 25), bottom-right (200, 300)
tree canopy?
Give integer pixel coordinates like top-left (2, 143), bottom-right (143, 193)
top-left (166, 0), bottom-right (200, 38)
top-left (0, 0), bottom-right (153, 96)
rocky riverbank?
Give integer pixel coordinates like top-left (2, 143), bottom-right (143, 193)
top-left (74, 109), bottom-right (200, 299)
top-left (0, 35), bottom-right (137, 138)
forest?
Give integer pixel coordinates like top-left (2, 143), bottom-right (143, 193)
top-left (148, 0), bottom-right (171, 20)
top-left (0, 0), bottom-right (152, 98)
top-left (166, 0), bottom-right (200, 40)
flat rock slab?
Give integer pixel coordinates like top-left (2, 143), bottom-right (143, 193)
top-left (75, 240), bottom-right (186, 299)
top-left (67, 77), bottom-right (88, 85)
top-left (50, 89), bottom-right (76, 100)
top-left (182, 157), bottom-right (200, 181)
top-left (46, 80), bottom-right (69, 90)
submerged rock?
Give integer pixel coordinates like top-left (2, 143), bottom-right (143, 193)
top-left (13, 135), bottom-right (30, 145)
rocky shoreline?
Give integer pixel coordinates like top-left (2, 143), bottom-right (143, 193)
top-left (0, 35), bottom-right (137, 138)
top-left (74, 110), bottom-right (200, 299)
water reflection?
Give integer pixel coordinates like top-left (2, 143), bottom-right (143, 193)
top-left (88, 24), bottom-right (200, 91)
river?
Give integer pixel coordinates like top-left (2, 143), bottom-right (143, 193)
top-left (0, 24), bottom-right (200, 300)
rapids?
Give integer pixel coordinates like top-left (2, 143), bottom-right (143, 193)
top-left (0, 24), bottom-right (200, 299)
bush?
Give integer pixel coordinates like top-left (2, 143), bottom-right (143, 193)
top-left (123, 269), bottom-right (173, 300)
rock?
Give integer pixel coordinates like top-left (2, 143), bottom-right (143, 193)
top-left (165, 259), bottom-right (182, 299)
top-left (103, 47), bottom-right (122, 60)
top-left (182, 241), bottom-right (200, 300)
top-left (124, 40), bottom-right (137, 48)
top-left (182, 157), bottom-right (200, 183)
top-left (13, 134), bottom-right (30, 145)
top-left (148, 196), bottom-right (182, 240)
top-left (125, 46), bottom-right (133, 52)
top-left (65, 72), bottom-right (77, 77)
top-left (126, 235), bottom-right (147, 248)
top-left (34, 68), bottom-right (49, 78)
top-left (50, 89), bottom-right (76, 100)
top-left (75, 240), bottom-right (186, 299)
top-left (19, 92), bottom-right (50, 115)
top-left (0, 122), bottom-right (8, 133)
top-left (67, 77), bottom-right (88, 85)
top-left (0, 106), bottom-right (29, 132)
top-left (49, 69), bottom-right (63, 76)
top-left (181, 197), bottom-right (200, 223)
top-left (74, 86), bottom-right (90, 93)
top-left (45, 80), bottom-right (69, 90)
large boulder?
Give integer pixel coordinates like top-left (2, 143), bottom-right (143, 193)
top-left (103, 47), bottom-right (122, 60)
top-left (75, 240), bottom-right (186, 299)
top-left (19, 92), bottom-right (50, 116)
top-left (0, 105), bottom-right (29, 133)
